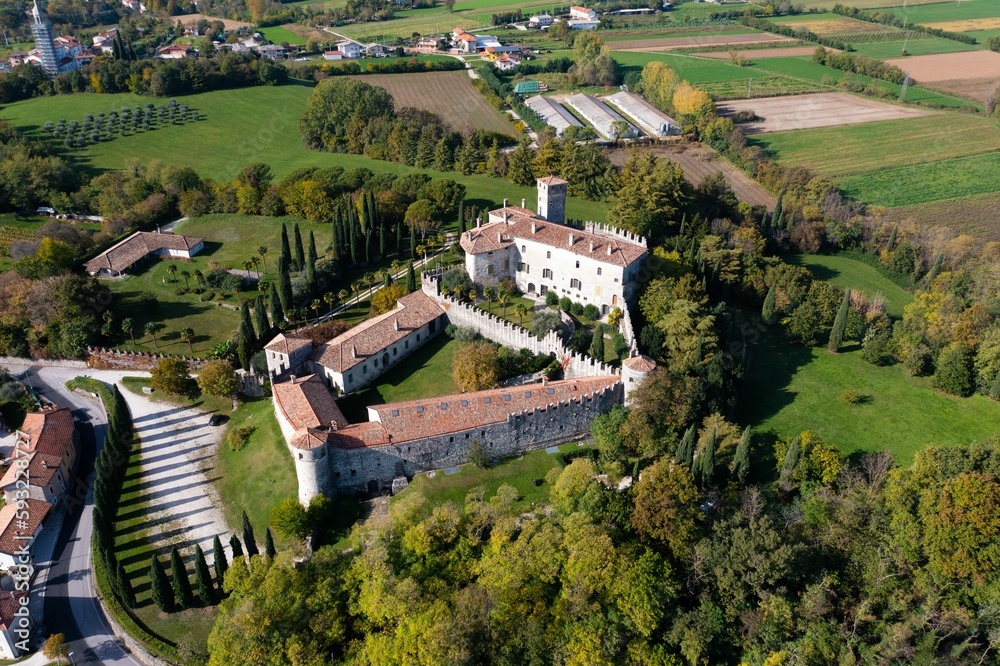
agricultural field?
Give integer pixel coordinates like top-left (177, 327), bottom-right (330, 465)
top-left (719, 92), bottom-right (931, 133)
top-left (0, 85), bottom-right (609, 222)
top-left (850, 36), bottom-right (983, 58)
top-left (885, 50), bottom-right (1000, 83)
top-left (612, 51), bottom-right (763, 83)
top-left (886, 191), bottom-right (1000, 242)
top-left (840, 151), bottom-right (1000, 207)
top-left (701, 46), bottom-right (829, 59)
top-left (789, 0), bottom-right (949, 8)
top-left (700, 74), bottom-right (824, 100)
top-left (883, 0), bottom-right (1000, 24)
top-left (258, 25), bottom-right (308, 46)
top-left (346, 70), bottom-right (516, 135)
top-left (607, 32), bottom-right (792, 51)
top-left (773, 13), bottom-right (893, 35)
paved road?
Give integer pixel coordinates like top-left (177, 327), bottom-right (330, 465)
top-left (12, 365), bottom-right (140, 666)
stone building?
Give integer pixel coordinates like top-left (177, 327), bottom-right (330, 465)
top-left (0, 407), bottom-right (78, 505)
top-left (461, 177), bottom-right (648, 315)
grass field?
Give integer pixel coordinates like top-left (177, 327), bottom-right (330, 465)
top-left (840, 151), bottom-right (1000, 207)
top-left (173, 214), bottom-right (330, 270)
top-left (751, 114), bottom-right (1000, 177)
top-left (786, 253), bottom-right (912, 317)
top-left (884, 0), bottom-right (1000, 24)
top-left (789, 0), bottom-right (955, 7)
top-left (258, 25), bottom-right (307, 46)
top-left (773, 13), bottom-right (892, 34)
top-left (0, 86), bottom-right (609, 222)
top-left (612, 51), bottom-right (762, 82)
top-left (850, 36), bottom-right (983, 58)
top-left (887, 191), bottom-right (1000, 242)
top-left (347, 70), bottom-right (516, 135)
top-left (396, 441), bottom-right (588, 518)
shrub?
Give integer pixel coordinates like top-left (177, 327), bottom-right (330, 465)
top-left (933, 343), bottom-right (974, 397)
top-left (903, 343), bottom-right (932, 377)
top-left (445, 324), bottom-right (480, 342)
top-left (861, 326), bottom-right (893, 366)
top-left (841, 389), bottom-right (870, 404)
top-left (570, 302), bottom-right (585, 316)
top-left (559, 296), bottom-right (572, 312)
top-left (545, 291), bottom-right (559, 307)
top-left (200, 291), bottom-right (215, 301)
top-left (174, 287), bottom-right (188, 296)
top-left (531, 310), bottom-right (562, 339)
top-left (583, 304), bottom-right (600, 321)
top-left (468, 440), bottom-right (488, 469)
top-left (227, 425), bottom-right (255, 452)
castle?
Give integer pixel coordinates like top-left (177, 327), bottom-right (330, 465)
top-left (267, 177), bottom-right (656, 504)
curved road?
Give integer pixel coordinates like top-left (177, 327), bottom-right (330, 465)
top-left (17, 365), bottom-right (140, 666)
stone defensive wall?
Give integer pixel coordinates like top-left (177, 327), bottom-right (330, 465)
top-left (85, 347), bottom-right (208, 371)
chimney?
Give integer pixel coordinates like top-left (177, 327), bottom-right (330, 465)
top-left (531, 221), bottom-right (536, 233)
top-left (290, 374), bottom-right (297, 384)
top-left (352, 345), bottom-right (358, 358)
top-left (521, 198), bottom-right (526, 208)
top-left (607, 245), bottom-right (613, 256)
top-left (589, 240), bottom-right (594, 252)
top-left (394, 317), bottom-right (399, 331)
top-left (568, 233), bottom-right (575, 246)
top-left (476, 217), bottom-right (481, 228)
top-left (503, 198), bottom-right (508, 207)
top-left (497, 232), bottom-right (503, 244)
top-left (330, 420), bottom-right (339, 431)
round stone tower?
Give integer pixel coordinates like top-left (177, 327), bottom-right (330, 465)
top-left (291, 432), bottom-right (331, 506)
top-left (621, 354), bottom-right (656, 405)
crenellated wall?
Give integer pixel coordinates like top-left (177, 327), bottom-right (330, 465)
top-left (583, 221), bottom-right (648, 248)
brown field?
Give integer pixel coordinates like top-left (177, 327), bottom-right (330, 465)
top-left (923, 77), bottom-right (997, 104)
top-left (702, 46), bottom-right (828, 60)
top-left (346, 70), bottom-right (516, 136)
top-left (608, 144), bottom-right (776, 210)
top-left (283, 23), bottom-right (332, 43)
top-left (924, 17), bottom-right (1000, 31)
top-left (886, 51), bottom-right (1000, 83)
top-left (776, 18), bottom-right (887, 34)
top-left (887, 192), bottom-right (1000, 242)
top-left (717, 92), bottom-right (932, 133)
top-left (610, 33), bottom-right (793, 51)
top-left (177, 13), bottom-right (252, 30)
top-left (791, 0), bottom-right (949, 8)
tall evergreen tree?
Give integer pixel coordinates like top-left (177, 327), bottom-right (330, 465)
top-left (253, 295), bottom-right (270, 339)
top-left (457, 199), bottom-right (465, 236)
top-left (265, 527), bottom-right (276, 559)
top-left (149, 555), bottom-right (174, 612)
top-left (887, 225), bottom-right (898, 251)
top-left (116, 560), bottom-right (136, 609)
top-left (330, 209), bottom-right (341, 257)
top-left (279, 222), bottom-right (291, 269)
top-left (307, 230), bottom-right (318, 268)
top-left (990, 372), bottom-right (1000, 401)
top-left (733, 426), bottom-right (752, 486)
top-left (676, 425), bottom-right (696, 466)
top-left (229, 534), bottom-right (244, 560)
top-left (239, 301), bottom-right (256, 348)
top-left (409, 225), bottom-right (416, 260)
top-left (406, 262), bottom-right (417, 293)
top-left (277, 257), bottom-right (294, 313)
top-left (169, 547), bottom-right (193, 609)
top-left (395, 219), bottom-right (403, 256)
top-left (785, 209), bottom-right (795, 233)
top-left (926, 251), bottom-right (945, 284)
top-left (770, 191), bottom-right (783, 230)
top-left (762, 283), bottom-right (777, 326)
top-left (212, 535), bottom-right (228, 590)
top-left (268, 282), bottom-right (284, 326)
top-left (292, 223), bottom-right (305, 271)
top-left (242, 511), bottom-right (259, 559)
top-left (194, 545), bottom-right (214, 606)
top-left (237, 309), bottom-right (255, 371)
top-left (828, 290), bottom-right (851, 353)
top-left (348, 208), bottom-right (358, 265)
top-left (589, 325), bottom-right (605, 361)
top-left (698, 429), bottom-right (716, 487)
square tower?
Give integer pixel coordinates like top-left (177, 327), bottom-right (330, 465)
top-left (537, 176), bottom-right (568, 225)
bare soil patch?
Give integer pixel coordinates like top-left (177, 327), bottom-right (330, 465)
top-left (345, 70), bottom-right (516, 136)
top-left (177, 13), bottom-right (253, 31)
top-left (608, 143), bottom-right (776, 210)
top-left (924, 17), bottom-right (1000, 32)
top-left (922, 76), bottom-right (997, 104)
top-left (717, 92), bottom-right (932, 133)
top-left (778, 17), bottom-right (886, 34)
top-left (701, 46), bottom-right (829, 60)
top-left (885, 51), bottom-right (1000, 83)
top-left (887, 192), bottom-right (1000, 243)
top-left (611, 33), bottom-right (793, 52)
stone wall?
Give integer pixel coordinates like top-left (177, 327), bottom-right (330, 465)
top-left (85, 347), bottom-right (207, 371)
top-left (618, 302), bottom-right (638, 354)
top-left (327, 381), bottom-right (622, 493)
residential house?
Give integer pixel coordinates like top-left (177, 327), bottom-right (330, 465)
top-left (569, 5), bottom-right (598, 20)
top-left (257, 44), bottom-right (288, 60)
top-left (529, 14), bottom-right (553, 26)
top-left (0, 593), bottom-right (28, 659)
top-left (0, 407), bottom-right (78, 505)
top-left (364, 43), bottom-right (388, 57)
top-left (84, 230), bottom-right (205, 277)
top-left (322, 50), bottom-right (343, 60)
top-left (336, 39), bottom-right (361, 58)
top-left (414, 36), bottom-right (440, 52)
top-left (0, 499), bottom-right (52, 570)
top-left (157, 43), bottom-right (192, 59)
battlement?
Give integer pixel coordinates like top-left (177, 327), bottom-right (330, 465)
top-left (583, 221), bottom-right (648, 248)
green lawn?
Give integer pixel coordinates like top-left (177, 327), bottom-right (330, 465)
top-left (786, 253), bottom-right (912, 317)
top-left (395, 441), bottom-right (588, 517)
top-left (850, 36), bottom-right (983, 58)
top-left (475, 295), bottom-right (536, 328)
top-left (840, 151), bottom-right (1000, 207)
top-left (0, 86), bottom-right (609, 222)
top-left (882, 0), bottom-right (1000, 24)
top-left (173, 214), bottom-right (331, 271)
top-left (336, 334), bottom-right (463, 421)
top-left (740, 326), bottom-right (1000, 466)
top-left (612, 51), bottom-right (759, 83)
top-left (258, 25), bottom-right (307, 46)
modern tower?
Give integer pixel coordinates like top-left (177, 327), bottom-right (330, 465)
top-left (30, 0), bottom-right (58, 77)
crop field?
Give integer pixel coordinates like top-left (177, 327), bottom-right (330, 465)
top-left (607, 32), bottom-right (792, 51)
top-left (602, 26), bottom-right (760, 42)
top-left (924, 17), bottom-right (1000, 31)
top-left (719, 92), bottom-right (931, 133)
top-left (850, 36), bottom-right (983, 58)
top-left (884, 0), bottom-right (1000, 24)
top-left (0, 86), bottom-right (609, 221)
top-left (700, 75), bottom-right (823, 99)
top-left (611, 51), bottom-right (760, 82)
top-left (751, 113), bottom-right (1000, 176)
top-left (886, 50), bottom-right (1000, 83)
top-left (701, 46), bottom-right (829, 59)
top-left (773, 13), bottom-right (890, 34)
top-left (346, 70), bottom-right (516, 135)
top-left (790, 0), bottom-right (950, 8)
top-left (886, 191), bottom-right (1000, 242)
top-left (839, 151), bottom-right (1000, 207)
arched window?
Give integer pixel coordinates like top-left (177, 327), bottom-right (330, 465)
top-left (597, 267), bottom-right (602, 275)
top-left (521, 245), bottom-right (526, 252)
top-left (546, 251), bottom-right (551, 259)
top-left (575, 261), bottom-right (580, 268)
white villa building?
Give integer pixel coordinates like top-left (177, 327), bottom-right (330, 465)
top-left (460, 176), bottom-right (648, 314)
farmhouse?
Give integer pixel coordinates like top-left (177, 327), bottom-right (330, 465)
top-left (566, 19), bottom-right (600, 29)
top-left (157, 43), bottom-right (192, 59)
top-left (84, 229), bottom-right (205, 277)
top-left (529, 14), bottom-right (553, 26)
top-left (566, 93), bottom-right (638, 140)
top-left (461, 177), bottom-right (648, 312)
top-left (257, 44), bottom-right (288, 60)
top-left (569, 5), bottom-right (598, 20)
top-left (607, 91), bottom-right (679, 136)
top-left (0, 407), bottom-right (78, 505)
top-left (525, 95), bottom-right (582, 136)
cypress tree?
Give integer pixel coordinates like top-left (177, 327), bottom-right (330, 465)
top-left (237, 313), bottom-right (255, 371)
top-left (828, 290), bottom-right (851, 353)
top-left (116, 560), bottom-right (136, 609)
top-left (292, 223), bottom-right (305, 271)
top-left (253, 295), bottom-right (270, 339)
top-left (676, 424), bottom-right (696, 466)
top-left (213, 535), bottom-right (228, 589)
top-left (348, 209), bottom-right (358, 265)
top-left (887, 224), bottom-right (898, 251)
top-left (277, 256), bottom-right (294, 313)
top-left (239, 301), bottom-right (256, 348)
top-left (268, 282), bottom-right (285, 326)
top-left (307, 230), bottom-right (318, 268)
top-left (395, 219), bottom-right (403, 256)
top-left (762, 283), bottom-right (777, 325)
top-left (330, 209), bottom-right (341, 257)
top-left (149, 555), bottom-right (174, 613)
top-left (229, 534), bottom-right (244, 560)
top-left (927, 251), bottom-right (944, 284)
top-left (990, 372), bottom-right (1000, 401)
top-left (589, 325), bottom-right (605, 361)
top-left (194, 545), bottom-right (214, 606)
top-left (365, 226), bottom-right (373, 264)
top-left (242, 511), bottom-right (259, 559)
top-left (265, 527), bottom-right (276, 559)
top-left (698, 429), bottom-right (716, 487)
top-left (169, 547), bottom-right (193, 609)
top-left (406, 262), bottom-right (417, 292)
top-left (783, 437), bottom-right (801, 476)
top-left (733, 426), bottom-right (752, 486)
top-left (785, 209), bottom-right (795, 233)
top-left (279, 222), bottom-right (291, 269)
top-left (770, 191), bottom-right (783, 229)
top-left (409, 225), bottom-right (416, 260)
top-left (679, 212), bottom-right (687, 237)
top-left (687, 237), bottom-right (697, 265)
top-left (457, 199), bottom-right (465, 236)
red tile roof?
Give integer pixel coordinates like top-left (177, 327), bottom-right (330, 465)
top-left (0, 451), bottom-right (63, 490)
top-left (0, 592), bottom-right (26, 631)
top-left (537, 175), bottom-right (568, 186)
top-left (273, 374), bottom-right (348, 433)
top-left (84, 231), bottom-right (204, 273)
top-left (330, 375), bottom-right (620, 448)
top-left (462, 212), bottom-right (647, 267)
top-left (19, 407), bottom-right (74, 457)
top-left (264, 333), bottom-right (313, 355)
top-left (622, 355), bottom-right (656, 372)
top-left (0, 499), bottom-right (51, 556)
top-left (311, 291), bottom-right (444, 374)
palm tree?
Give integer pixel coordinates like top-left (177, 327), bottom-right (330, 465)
top-left (323, 292), bottom-right (336, 314)
top-left (498, 291), bottom-right (511, 318)
top-left (363, 272), bottom-right (376, 297)
top-left (243, 259), bottom-right (253, 278)
top-left (121, 317), bottom-right (135, 345)
top-left (468, 289), bottom-right (477, 305)
top-left (180, 271), bottom-right (191, 289)
top-left (416, 245), bottom-right (427, 264)
top-left (514, 303), bottom-right (528, 326)
top-left (338, 289), bottom-right (349, 306)
top-left (258, 245), bottom-right (268, 273)
top-left (144, 322), bottom-right (160, 349)
top-left (483, 286), bottom-right (495, 312)
top-left (390, 259), bottom-right (403, 275)
top-left (165, 264), bottom-right (177, 283)
top-left (351, 281), bottom-right (362, 305)
top-left (310, 299), bottom-right (321, 320)
top-left (250, 256), bottom-right (261, 278)
top-left (180, 327), bottom-right (194, 353)
top-left (193, 269), bottom-right (204, 289)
